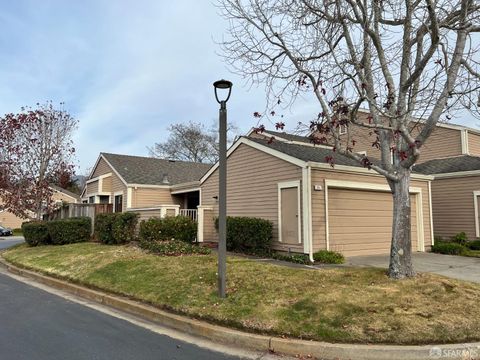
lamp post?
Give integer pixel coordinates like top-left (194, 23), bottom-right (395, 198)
top-left (213, 79), bottom-right (232, 298)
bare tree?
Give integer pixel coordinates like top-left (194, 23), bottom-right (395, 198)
top-left (218, 0), bottom-right (480, 278)
top-left (0, 102), bottom-right (77, 219)
top-left (148, 121), bottom-right (237, 163)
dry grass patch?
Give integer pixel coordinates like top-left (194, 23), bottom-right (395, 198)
top-left (3, 243), bottom-right (480, 345)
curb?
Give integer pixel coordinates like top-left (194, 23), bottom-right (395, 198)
top-left (1, 259), bottom-right (479, 360)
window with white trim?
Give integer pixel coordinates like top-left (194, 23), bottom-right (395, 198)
top-left (339, 124), bottom-right (347, 135)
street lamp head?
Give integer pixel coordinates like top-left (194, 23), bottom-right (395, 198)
top-left (213, 79), bottom-right (233, 104)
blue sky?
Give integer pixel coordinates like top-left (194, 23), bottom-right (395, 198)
top-left (0, 1), bottom-right (477, 173)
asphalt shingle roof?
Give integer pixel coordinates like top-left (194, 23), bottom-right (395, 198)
top-left (247, 137), bottom-right (367, 167)
top-left (261, 130), bottom-right (312, 144)
top-left (101, 153), bottom-right (212, 185)
top-left (413, 155), bottom-right (480, 175)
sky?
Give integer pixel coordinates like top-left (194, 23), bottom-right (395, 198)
top-left (0, 1), bottom-right (478, 173)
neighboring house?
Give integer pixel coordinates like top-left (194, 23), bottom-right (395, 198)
top-left (81, 153), bottom-right (211, 222)
top-left (415, 156), bottom-right (480, 240)
top-left (255, 117), bottom-right (480, 242)
top-left (197, 135), bottom-right (434, 259)
top-left (0, 186), bottom-right (80, 229)
top-left (287, 109), bottom-right (480, 164)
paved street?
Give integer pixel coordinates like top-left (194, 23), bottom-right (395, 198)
top-left (0, 240), bottom-right (266, 360)
top-left (0, 236), bottom-right (25, 249)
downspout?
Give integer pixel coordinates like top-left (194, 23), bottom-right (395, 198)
top-left (307, 165), bottom-right (314, 263)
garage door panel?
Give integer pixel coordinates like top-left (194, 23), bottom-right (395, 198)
top-left (328, 188), bottom-right (418, 257)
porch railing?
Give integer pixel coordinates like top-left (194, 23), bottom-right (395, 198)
top-left (179, 209), bottom-right (197, 221)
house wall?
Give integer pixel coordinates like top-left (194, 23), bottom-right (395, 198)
top-left (310, 169), bottom-right (433, 254)
top-left (0, 208), bottom-right (26, 229)
top-left (85, 157), bottom-right (127, 211)
top-left (86, 180), bottom-right (99, 194)
top-left (131, 187), bottom-right (182, 208)
top-left (417, 126), bottom-right (463, 162)
top-left (201, 143), bottom-right (303, 252)
top-left (52, 191), bottom-right (78, 204)
top-left (468, 132), bottom-right (480, 156)
top-left (92, 158), bottom-right (112, 177)
top-left (430, 175), bottom-right (480, 240)
top-left (336, 113), bottom-right (463, 164)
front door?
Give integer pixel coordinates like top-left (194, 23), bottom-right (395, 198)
top-left (281, 187), bottom-right (299, 244)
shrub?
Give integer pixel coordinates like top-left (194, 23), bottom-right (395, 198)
top-left (22, 221), bottom-right (50, 246)
top-left (139, 215), bottom-right (197, 243)
top-left (95, 213), bottom-right (138, 245)
top-left (95, 213), bottom-right (117, 244)
top-left (112, 212), bottom-right (139, 244)
top-left (272, 252), bottom-right (311, 264)
top-left (466, 240), bottom-right (480, 251)
top-left (313, 250), bottom-right (345, 264)
top-left (431, 242), bottom-right (466, 255)
top-left (451, 232), bottom-right (468, 245)
top-left (215, 216), bottom-right (273, 252)
top-left (46, 217), bottom-right (91, 245)
top-left (139, 239), bottom-right (210, 256)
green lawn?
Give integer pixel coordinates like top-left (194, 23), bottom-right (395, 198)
top-left (3, 243), bottom-right (480, 345)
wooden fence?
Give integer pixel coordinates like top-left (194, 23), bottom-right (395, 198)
top-left (43, 203), bottom-right (113, 234)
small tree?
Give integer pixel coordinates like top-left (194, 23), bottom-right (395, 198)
top-left (148, 121), bottom-right (237, 163)
top-left (218, 0), bottom-right (480, 278)
top-left (0, 102), bottom-right (77, 219)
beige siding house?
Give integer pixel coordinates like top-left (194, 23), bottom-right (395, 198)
top-left (415, 156), bottom-right (480, 240)
top-left (198, 136), bottom-right (434, 258)
top-left (82, 153), bottom-right (211, 220)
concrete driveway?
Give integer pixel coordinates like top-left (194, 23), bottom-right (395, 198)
top-left (346, 252), bottom-right (480, 283)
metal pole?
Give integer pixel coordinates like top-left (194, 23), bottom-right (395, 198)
top-left (218, 100), bottom-right (227, 298)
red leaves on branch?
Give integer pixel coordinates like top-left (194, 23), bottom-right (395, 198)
top-left (361, 157), bottom-right (372, 169)
top-left (275, 122), bottom-right (285, 130)
top-left (267, 136), bottom-right (275, 144)
top-left (253, 111), bottom-right (262, 118)
top-left (253, 125), bottom-right (265, 133)
top-left (0, 102), bottom-right (77, 219)
top-left (325, 155), bottom-right (335, 167)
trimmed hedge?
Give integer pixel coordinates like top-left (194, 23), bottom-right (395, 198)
top-left (139, 216), bottom-right (197, 243)
top-left (95, 213), bottom-right (139, 245)
top-left (22, 221), bottom-right (50, 246)
top-left (313, 250), bottom-right (345, 264)
top-left (46, 217), bottom-right (91, 245)
top-left (112, 212), bottom-right (139, 244)
top-left (431, 242), bottom-right (466, 255)
top-left (139, 239), bottom-right (210, 256)
top-left (215, 216), bottom-right (273, 252)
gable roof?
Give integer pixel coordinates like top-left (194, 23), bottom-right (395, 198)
top-left (50, 184), bottom-right (81, 202)
top-left (414, 155), bottom-right (480, 175)
top-left (100, 153), bottom-right (212, 186)
top-left (247, 137), bottom-right (363, 167)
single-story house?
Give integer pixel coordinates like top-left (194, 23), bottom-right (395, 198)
top-left (81, 153), bottom-right (211, 222)
top-left (0, 185), bottom-right (80, 229)
top-left (197, 135), bottom-right (434, 259)
top-left (414, 155), bottom-right (480, 240)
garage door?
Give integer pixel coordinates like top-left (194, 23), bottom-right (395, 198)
top-left (328, 189), bottom-right (418, 256)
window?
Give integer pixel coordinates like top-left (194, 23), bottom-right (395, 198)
top-left (114, 195), bottom-right (123, 213)
top-left (339, 124), bottom-right (347, 135)
top-left (99, 195), bottom-right (110, 204)
top-left (88, 196), bottom-right (95, 204)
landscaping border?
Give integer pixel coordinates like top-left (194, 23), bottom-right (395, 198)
top-left (1, 257), bottom-right (479, 360)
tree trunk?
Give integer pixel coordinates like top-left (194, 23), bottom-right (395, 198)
top-left (388, 168), bottom-right (415, 279)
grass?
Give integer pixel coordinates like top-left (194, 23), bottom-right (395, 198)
top-left (3, 243), bottom-right (480, 345)
top-left (464, 249), bottom-right (480, 258)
